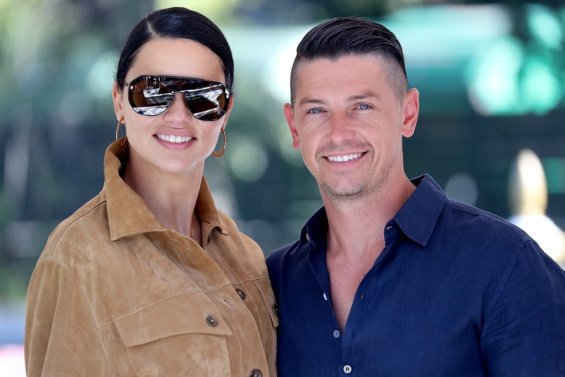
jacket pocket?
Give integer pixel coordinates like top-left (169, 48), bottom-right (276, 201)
top-left (115, 291), bottom-right (233, 376)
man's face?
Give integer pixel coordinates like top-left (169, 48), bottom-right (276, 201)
top-left (284, 54), bottom-right (419, 201)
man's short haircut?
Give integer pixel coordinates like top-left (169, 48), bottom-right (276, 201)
top-left (290, 16), bottom-right (408, 103)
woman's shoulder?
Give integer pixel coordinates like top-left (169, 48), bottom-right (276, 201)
top-left (217, 211), bottom-right (265, 260)
top-left (40, 192), bottom-right (110, 261)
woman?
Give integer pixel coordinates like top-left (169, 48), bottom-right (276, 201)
top-left (24, 7), bottom-right (277, 377)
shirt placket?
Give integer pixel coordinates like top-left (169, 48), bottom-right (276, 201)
top-left (313, 222), bottom-right (400, 376)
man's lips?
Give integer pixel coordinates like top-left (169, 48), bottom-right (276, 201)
top-left (324, 152), bottom-right (364, 162)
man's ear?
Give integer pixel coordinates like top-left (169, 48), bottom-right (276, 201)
top-left (401, 88), bottom-right (419, 138)
top-left (284, 103), bottom-right (300, 149)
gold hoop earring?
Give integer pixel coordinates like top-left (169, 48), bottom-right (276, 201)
top-left (212, 127), bottom-right (227, 158)
top-left (115, 119), bottom-right (126, 145)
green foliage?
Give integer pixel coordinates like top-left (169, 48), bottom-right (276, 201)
top-left (0, 1), bottom-right (564, 301)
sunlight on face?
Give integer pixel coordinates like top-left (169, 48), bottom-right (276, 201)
top-left (113, 38), bottom-right (230, 179)
top-left (286, 54), bottom-right (418, 202)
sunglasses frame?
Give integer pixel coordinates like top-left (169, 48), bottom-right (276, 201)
top-left (122, 75), bottom-right (231, 121)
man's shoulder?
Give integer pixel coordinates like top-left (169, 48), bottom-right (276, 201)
top-left (437, 198), bottom-right (541, 261)
top-left (444, 199), bottom-right (501, 224)
top-left (266, 240), bottom-right (302, 266)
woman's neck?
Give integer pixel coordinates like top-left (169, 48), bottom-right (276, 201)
top-left (123, 156), bottom-right (204, 243)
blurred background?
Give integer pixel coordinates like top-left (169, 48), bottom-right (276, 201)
top-left (0, 0), bottom-right (564, 374)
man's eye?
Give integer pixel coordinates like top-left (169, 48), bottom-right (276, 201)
top-left (307, 108), bottom-right (323, 114)
top-left (357, 103), bottom-right (372, 110)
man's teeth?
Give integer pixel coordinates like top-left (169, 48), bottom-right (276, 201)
top-left (327, 153), bottom-right (362, 162)
top-left (157, 134), bottom-right (193, 143)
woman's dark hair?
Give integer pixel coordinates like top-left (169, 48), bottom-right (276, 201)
top-left (290, 16), bottom-right (407, 102)
top-left (115, 7), bottom-right (234, 90)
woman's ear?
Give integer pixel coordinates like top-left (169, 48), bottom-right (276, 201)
top-left (222, 92), bottom-right (235, 129)
top-left (112, 82), bottom-right (125, 121)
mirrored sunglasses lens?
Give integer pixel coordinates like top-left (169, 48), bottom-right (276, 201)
top-left (129, 78), bottom-right (174, 116)
top-left (186, 86), bottom-right (228, 121)
top-left (132, 105), bottom-right (168, 116)
top-left (127, 77), bottom-right (229, 119)
top-left (187, 96), bottom-right (225, 120)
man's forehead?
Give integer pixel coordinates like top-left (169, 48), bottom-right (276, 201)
top-left (293, 54), bottom-right (406, 100)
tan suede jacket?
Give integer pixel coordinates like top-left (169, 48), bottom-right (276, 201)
top-left (25, 140), bottom-right (278, 377)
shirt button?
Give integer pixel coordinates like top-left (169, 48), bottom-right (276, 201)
top-left (205, 315), bottom-right (218, 327)
top-left (386, 225), bottom-right (393, 231)
top-left (333, 329), bottom-right (341, 339)
top-left (235, 288), bottom-right (246, 300)
top-left (249, 368), bottom-right (262, 377)
top-left (343, 364), bottom-right (352, 374)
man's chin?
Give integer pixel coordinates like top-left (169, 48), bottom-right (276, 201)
top-left (320, 182), bottom-right (366, 200)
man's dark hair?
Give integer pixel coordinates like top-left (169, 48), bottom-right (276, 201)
top-left (290, 16), bottom-right (408, 103)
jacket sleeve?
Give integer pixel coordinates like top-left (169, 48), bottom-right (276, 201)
top-left (25, 258), bottom-right (106, 377)
top-left (481, 240), bottom-right (565, 376)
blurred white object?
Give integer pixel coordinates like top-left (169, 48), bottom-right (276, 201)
top-left (508, 148), bottom-right (565, 266)
top-left (0, 344), bottom-right (25, 377)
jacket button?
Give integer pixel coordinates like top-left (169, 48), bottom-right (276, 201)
top-left (206, 315), bottom-right (218, 327)
top-left (235, 288), bottom-right (246, 300)
top-left (249, 368), bottom-right (262, 377)
top-left (272, 303), bottom-right (279, 317)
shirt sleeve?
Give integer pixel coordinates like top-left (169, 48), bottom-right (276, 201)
top-left (25, 258), bottom-right (106, 377)
top-left (481, 240), bottom-right (565, 376)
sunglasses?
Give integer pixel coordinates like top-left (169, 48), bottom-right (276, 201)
top-left (123, 75), bottom-right (231, 121)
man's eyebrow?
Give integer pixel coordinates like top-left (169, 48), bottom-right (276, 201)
top-left (347, 90), bottom-right (382, 102)
top-left (297, 91), bottom-right (383, 106)
top-left (297, 98), bottom-right (326, 107)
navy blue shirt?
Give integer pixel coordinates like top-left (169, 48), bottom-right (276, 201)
top-left (267, 175), bottom-right (565, 377)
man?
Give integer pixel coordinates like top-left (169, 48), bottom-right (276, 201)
top-left (267, 16), bottom-right (565, 377)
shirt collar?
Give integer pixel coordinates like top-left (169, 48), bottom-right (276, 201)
top-left (300, 174), bottom-right (447, 248)
top-left (104, 140), bottom-right (225, 242)
top-left (300, 207), bottom-right (328, 246)
top-left (393, 174), bottom-right (447, 246)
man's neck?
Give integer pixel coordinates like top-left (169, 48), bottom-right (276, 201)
top-left (323, 175), bottom-right (415, 257)
top-left (322, 175), bottom-right (415, 330)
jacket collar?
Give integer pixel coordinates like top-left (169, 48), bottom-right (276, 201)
top-left (103, 140), bottom-right (225, 242)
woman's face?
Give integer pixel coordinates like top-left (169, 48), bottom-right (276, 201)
top-left (112, 37), bottom-right (232, 177)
